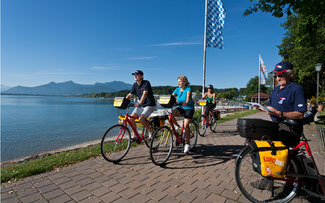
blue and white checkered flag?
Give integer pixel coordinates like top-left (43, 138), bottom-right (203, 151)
top-left (206, 0), bottom-right (226, 49)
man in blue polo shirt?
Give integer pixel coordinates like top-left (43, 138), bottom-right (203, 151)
top-left (264, 61), bottom-right (306, 122)
top-left (252, 61), bottom-right (307, 190)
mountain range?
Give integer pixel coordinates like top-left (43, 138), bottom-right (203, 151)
top-left (2, 81), bottom-right (132, 95)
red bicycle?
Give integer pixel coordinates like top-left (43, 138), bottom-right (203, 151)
top-left (235, 116), bottom-right (325, 202)
top-left (149, 95), bottom-right (198, 166)
top-left (101, 97), bottom-right (159, 163)
top-left (197, 100), bottom-right (218, 136)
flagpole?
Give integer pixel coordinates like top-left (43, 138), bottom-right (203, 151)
top-left (202, 0), bottom-right (208, 98)
top-left (258, 54), bottom-right (261, 104)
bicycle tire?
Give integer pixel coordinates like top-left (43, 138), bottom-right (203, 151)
top-left (235, 146), bottom-right (301, 203)
top-left (143, 120), bottom-right (157, 148)
top-left (101, 124), bottom-right (131, 163)
top-left (198, 115), bottom-right (207, 136)
top-left (188, 121), bottom-right (198, 151)
top-left (150, 125), bottom-right (173, 166)
top-left (209, 116), bottom-right (217, 132)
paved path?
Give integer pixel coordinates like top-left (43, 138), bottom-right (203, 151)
top-left (1, 112), bottom-right (325, 203)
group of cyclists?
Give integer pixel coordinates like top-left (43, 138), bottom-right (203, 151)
top-left (125, 60), bottom-right (309, 155)
top-left (125, 70), bottom-right (218, 154)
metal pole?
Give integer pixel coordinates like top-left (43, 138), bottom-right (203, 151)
top-left (317, 71), bottom-right (319, 106)
top-left (202, 0), bottom-right (208, 98)
top-left (258, 54), bottom-right (261, 104)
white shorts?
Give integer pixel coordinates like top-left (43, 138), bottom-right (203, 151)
top-left (132, 106), bottom-right (157, 118)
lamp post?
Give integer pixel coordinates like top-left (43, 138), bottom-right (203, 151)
top-left (315, 63), bottom-right (322, 106)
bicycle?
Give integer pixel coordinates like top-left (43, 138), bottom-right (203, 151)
top-left (149, 95), bottom-right (199, 166)
top-left (235, 116), bottom-right (325, 203)
top-left (101, 97), bottom-right (160, 163)
top-left (197, 100), bottom-right (219, 136)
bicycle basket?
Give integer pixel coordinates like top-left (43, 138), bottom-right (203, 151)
top-left (198, 100), bottom-right (207, 106)
top-left (113, 97), bottom-right (130, 109)
top-left (158, 95), bottom-right (176, 108)
top-left (237, 118), bottom-right (280, 141)
top-left (248, 140), bottom-right (288, 178)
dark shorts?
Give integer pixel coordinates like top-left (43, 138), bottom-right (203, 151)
top-left (176, 107), bottom-right (194, 119)
top-left (206, 103), bottom-right (216, 114)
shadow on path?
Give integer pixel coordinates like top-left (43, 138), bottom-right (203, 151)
top-left (162, 144), bottom-right (244, 169)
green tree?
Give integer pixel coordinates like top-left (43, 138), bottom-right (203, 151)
top-left (244, 76), bottom-right (268, 101)
top-left (245, 0), bottom-right (325, 99)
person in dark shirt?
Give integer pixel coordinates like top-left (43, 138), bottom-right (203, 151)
top-left (252, 61), bottom-right (307, 190)
top-left (126, 70), bottom-right (156, 140)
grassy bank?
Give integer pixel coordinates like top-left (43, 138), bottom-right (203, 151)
top-left (1, 109), bottom-right (258, 183)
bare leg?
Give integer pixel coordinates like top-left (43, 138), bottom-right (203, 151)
top-left (139, 116), bottom-right (152, 133)
top-left (129, 114), bottom-right (138, 135)
top-left (183, 118), bottom-right (191, 144)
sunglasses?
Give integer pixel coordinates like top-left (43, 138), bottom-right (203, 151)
top-left (273, 74), bottom-right (284, 78)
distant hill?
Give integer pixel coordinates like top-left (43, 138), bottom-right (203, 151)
top-left (1, 84), bottom-right (11, 92)
top-left (2, 81), bottom-right (132, 95)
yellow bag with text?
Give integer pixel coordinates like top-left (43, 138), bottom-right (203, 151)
top-left (249, 140), bottom-right (288, 178)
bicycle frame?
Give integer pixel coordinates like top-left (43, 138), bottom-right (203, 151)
top-left (115, 113), bottom-right (147, 144)
top-left (285, 136), bottom-right (325, 196)
top-left (167, 112), bottom-right (185, 145)
top-left (199, 107), bottom-right (210, 127)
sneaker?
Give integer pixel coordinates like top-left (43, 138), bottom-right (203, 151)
top-left (184, 144), bottom-right (190, 154)
top-left (250, 178), bottom-right (274, 191)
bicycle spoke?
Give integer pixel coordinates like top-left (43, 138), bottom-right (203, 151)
top-left (101, 125), bottom-right (131, 162)
top-left (150, 126), bottom-right (173, 166)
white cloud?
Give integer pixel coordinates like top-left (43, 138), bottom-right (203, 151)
top-left (91, 66), bottom-right (116, 70)
top-left (151, 42), bottom-right (201, 47)
top-left (126, 56), bottom-right (156, 60)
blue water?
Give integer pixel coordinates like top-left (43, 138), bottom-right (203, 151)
top-left (1, 95), bottom-right (132, 162)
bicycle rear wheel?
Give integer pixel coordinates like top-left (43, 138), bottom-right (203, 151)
top-left (198, 115), bottom-right (207, 136)
top-left (209, 116), bottom-right (217, 132)
top-left (188, 121), bottom-right (198, 151)
top-left (101, 124), bottom-right (131, 163)
top-left (235, 146), bottom-right (300, 203)
top-left (150, 125), bottom-right (173, 166)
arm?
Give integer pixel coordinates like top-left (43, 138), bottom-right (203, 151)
top-left (134, 90), bottom-right (148, 107)
top-left (212, 93), bottom-right (216, 104)
top-left (263, 106), bottom-right (305, 119)
top-left (201, 92), bottom-right (207, 100)
top-left (183, 90), bottom-right (192, 106)
top-left (125, 93), bottom-right (133, 100)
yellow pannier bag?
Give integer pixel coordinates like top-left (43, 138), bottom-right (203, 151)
top-left (249, 140), bottom-right (289, 178)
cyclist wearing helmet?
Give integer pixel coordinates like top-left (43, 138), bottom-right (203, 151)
top-left (200, 84), bottom-right (216, 118)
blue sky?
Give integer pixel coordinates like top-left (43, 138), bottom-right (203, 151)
top-left (1, 0), bottom-right (286, 89)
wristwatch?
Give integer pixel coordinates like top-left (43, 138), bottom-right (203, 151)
top-left (280, 112), bottom-right (284, 118)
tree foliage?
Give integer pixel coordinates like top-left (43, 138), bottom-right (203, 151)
top-left (245, 0), bottom-right (325, 99)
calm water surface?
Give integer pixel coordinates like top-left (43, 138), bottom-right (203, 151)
top-left (1, 95), bottom-right (131, 162)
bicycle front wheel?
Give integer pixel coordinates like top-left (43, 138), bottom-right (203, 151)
top-left (101, 124), bottom-right (131, 163)
top-left (150, 125), bottom-right (173, 166)
top-left (209, 116), bottom-right (217, 132)
top-left (235, 146), bottom-right (300, 203)
top-left (198, 115), bottom-right (207, 136)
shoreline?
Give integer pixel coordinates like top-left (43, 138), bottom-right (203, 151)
top-left (1, 109), bottom-right (242, 166)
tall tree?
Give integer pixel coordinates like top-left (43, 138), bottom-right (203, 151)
top-left (245, 0), bottom-right (325, 99)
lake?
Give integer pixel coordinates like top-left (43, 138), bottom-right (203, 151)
top-left (1, 95), bottom-right (132, 162)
